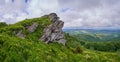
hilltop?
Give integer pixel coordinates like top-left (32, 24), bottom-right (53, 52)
top-left (0, 13), bottom-right (120, 62)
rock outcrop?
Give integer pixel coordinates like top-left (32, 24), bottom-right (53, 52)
top-left (40, 13), bottom-right (66, 45)
top-left (14, 13), bottom-right (66, 45)
top-left (15, 22), bottom-right (38, 39)
top-left (16, 30), bottom-right (26, 39)
top-left (27, 22), bottom-right (38, 32)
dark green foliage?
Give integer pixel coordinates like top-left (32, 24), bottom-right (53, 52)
top-left (0, 22), bottom-right (8, 28)
top-left (71, 47), bottom-right (83, 54)
top-left (82, 41), bottom-right (120, 52)
top-left (67, 33), bottom-right (120, 52)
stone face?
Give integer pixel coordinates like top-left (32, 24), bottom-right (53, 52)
top-left (27, 23), bottom-right (38, 32)
top-left (40, 13), bottom-right (66, 45)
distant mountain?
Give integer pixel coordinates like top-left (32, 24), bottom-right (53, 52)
top-left (64, 29), bottom-right (120, 42)
top-left (64, 29), bottom-right (120, 52)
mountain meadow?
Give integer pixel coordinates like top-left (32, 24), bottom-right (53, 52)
top-left (0, 14), bottom-right (120, 62)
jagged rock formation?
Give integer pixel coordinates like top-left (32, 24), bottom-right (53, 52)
top-left (14, 13), bottom-right (66, 45)
top-left (40, 13), bottom-right (66, 45)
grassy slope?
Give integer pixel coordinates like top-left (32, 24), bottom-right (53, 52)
top-left (0, 15), bottom-right (120, 62)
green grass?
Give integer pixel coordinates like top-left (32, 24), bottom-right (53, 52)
top-left (0, 15), bottom-right (120, 62)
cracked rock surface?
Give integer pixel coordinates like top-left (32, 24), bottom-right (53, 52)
top-left (40, 13), bottom-right (66, 45)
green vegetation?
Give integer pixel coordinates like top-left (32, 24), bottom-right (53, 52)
top-left (65, 29), bottom-right (120, 42)
top-left (83, 41), bottom-right (120, 52)
top-left (65, 29), bottom-right (120, 52)
top-left (67, 34), bottom-right (120, 52)
top-left (0, 15), bottom-right (120, 62)
top-left (0, 22), bottom-right (8, 28)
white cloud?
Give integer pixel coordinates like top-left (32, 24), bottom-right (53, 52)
top-left (27, 0), bottom-right (59, 18)
top-left (0, 0), bottom-right (59, 24)
top-left (0, 0), bottom-right (120, 29)
top-left (59, 0), bottom-right (120, 28)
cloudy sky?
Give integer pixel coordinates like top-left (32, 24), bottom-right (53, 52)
top-left (0, 0), bottom-right (120, 29)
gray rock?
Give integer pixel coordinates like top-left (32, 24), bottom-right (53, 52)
top-left (16, 30), bottom-right (26, 39)
top-left (57, 39), bottom-right (66, 45)
top-left (50, 33), bottom-right (57, 41)
top-left (49, 13), bottom-right (59, 22)
top-left (15, 22), bottom-right (38, 39)
top-left (57, 21), bottom-right (64, 29)
top-left (27, 23), bottom-right (38, 32)
top-left (40, 13), bottom-right (66, 45)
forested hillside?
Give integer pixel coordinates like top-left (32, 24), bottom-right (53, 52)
top-left (64, 29), bottom-right (120, 52)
